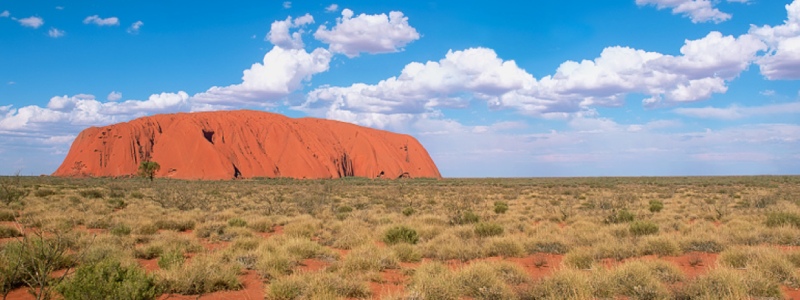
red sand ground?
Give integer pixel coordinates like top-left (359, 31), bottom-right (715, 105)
top-left (52, 110), bottom-right (441, 180)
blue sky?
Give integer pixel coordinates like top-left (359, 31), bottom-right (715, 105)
top-left (1, 0), bottom-right (799, 177)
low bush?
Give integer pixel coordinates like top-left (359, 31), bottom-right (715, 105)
top-left (605, 209), bottom-right (635, 224)
top-left (474, 222), bottom-right (504, 237)
top-left (80, 189), bottom-right (105, 199)
top-left (494, 201), bottom-right (509, 214)
top-left (563, 248), bottom-right (595, 270)
top-left (154, 219), bottom-right (195, 232)
top-left (57, 259), bottom-right (159, 300)
top-left (0, 226), bottom-right (22, 238)
top-left (630, 221), bottom-right (659, 236)
top-left (383, 226), bottom-right (419, 245)
top-left (227, 218), bottom-right (247, 227)
top-left (157, 249), bottom-right (185, 270)
top-left (402, 207), bottom-right (415, 216)
top-left (110, 223), bottom-right (132, 236)
top-left (34, 189), bottom-right (57, 197)
top-left (408, 262), bottom-right (459, 300)
top-left (451, 211), bottom-right (480, 225)
top-left (0, 209), bottom-right (17, 221)
top-left (649, 200), bottom-right (664, 213)
top-left (335, 205), bottom-right (353, 213)
top-left (266, 272), bottom-right (370, 299)
top-left (391, 243), bottom-right (422, 262)
top-left (765, 212), bottom-right (800, 228)
top-left (157, 254), bottom-right (241, 295)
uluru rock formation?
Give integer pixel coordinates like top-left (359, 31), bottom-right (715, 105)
top-left (53, 110), bottom-right (441, 180)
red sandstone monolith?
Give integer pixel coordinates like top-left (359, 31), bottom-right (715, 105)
top-left (52, 110), bottom-right (441, 180)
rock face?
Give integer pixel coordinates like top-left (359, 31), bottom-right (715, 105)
top-left (52, 110), bottom-right (442, 180)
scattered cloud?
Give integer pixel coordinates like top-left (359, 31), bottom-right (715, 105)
top-left (325, 4), bottom-right (339, 12)
top-left (7, 82), bottom-right (15, 85)
top-left (107, 91), bottom-right (122, 101)
top-left (266, 14), bottom-right (314, 49)
top-left (673, 101), bottom-right (800, 119)
top-left (314, 9), bottom-right (420, 57)
top-left (83, 15), bottom-right (119, 26)
top-left (0, 92), bottom-right (193, 134)
top-left (127, 21), bottom-right (143, 34)
top-left (760, 89), bottom-right (776, 96)
top-left (191, 46), bottom-right (332, 105)
top-left (48, 28), bottom-right (65, 38)
top-left (635, 0), bottom-right (745, 23)
top-left (300, 30), bottom-right (766, 128)
top-left (283, 1), bottom-right (292, 9)
top-left (750, 1), bottom-right (800, 79)
top-left (55, 6), bottom-right (64, 10)
top-left (0, 10), bottom-right (9, 18)
top-left (17, 16), bottom-right (44, 28)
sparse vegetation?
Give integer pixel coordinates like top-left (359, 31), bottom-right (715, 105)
top-left (0, 175), bottom-right (798, 299)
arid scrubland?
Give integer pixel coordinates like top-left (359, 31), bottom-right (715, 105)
top-left (1, 176), bottom-right (799, 299)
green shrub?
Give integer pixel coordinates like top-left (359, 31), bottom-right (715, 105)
top-left (108, 189), bottom-right (125, 199)
top-left (0, 226), bottom-right (22, 238)
top-left (630, 221), bottom-right (659, 236)
top-left (57, 259), bottom-right (159, 300)
top-left (154, 219), bottom-right (195, 232)
top-left (0, 209), bottom-right (16, 221)
top-left (80, 189), bottom-right (105, 199)
top-left (34, 189), bottom-right (57, 197)
top-left (451, 211), bottom-right (480, 225)
top-left (392, 243), bottom-right (422, 262)
top-left (494, 201), bottom-right (509, 214)
top-left (563, 249), bottom-right (594, 270)
top-left (247, 219), bottom-right (274, 233)
top-left (266, 275), bottom-right (304, 300)
top-left (649, 200), bottom-right (664, 213)
top-left (402, 207), bottom-right (415, 216)
top-left (157, 249), bottom-right (184, 270)
top-left (195, 222), bottom-right (227, 238)
top-left (474, 222), bottom-right (504, 237)
top-left (106, 198), bottom-right (127, 210)
top-left (676, 269), bottom-right (748, 299)
top-left (255, 250), bottom-right (295, 280)
top-left (110, 223), bottom-right (132, 236)
top-left (605, 209), bottom-right (635, 224)
top-left (130, 191), bottom-right (145, 199)
top-left (227, 218), bottom-right (247, 227)
top-left (0, 181), bottom-right (28, 205)
top-left (335, 206), bottom-right (353, 213)
top-left (765, 212), bottom-right (800, 228)
top-left (408, 262), bottom-right (459, 300)
top-left (383, 226), bottom-right (419, 245)
top-left (134, 223), bottom-right (159, 235)
top-left (157, 255), bottom-right (241, 295)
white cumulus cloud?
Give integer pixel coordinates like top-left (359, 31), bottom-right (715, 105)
top-left (0, 10), bottom-right (9, 18)
top-left (127, 21), bottom-right (143, 34)
top-left (107, 91), bottom-right (122, 101)
top-left (750, 1), bottom-right (800, 79)
top-left (314, 9), bottom-right (420, 57)
top-left (266, 14), bottom-right (314, 50)
top-left (325, 4), bottom-right (339, 12)
top-left (301, 30), bottom-right (767, 128)
top-left (636, 0), bottom-right (740, 23)
top-left (48, 28), bottom-right (65, 38)
top-left (83, 15), bottom-right (119, 26)
top-left (192, 46), bottom-right (332, 105)
top-left (17, 16), bottom-right (44, 28)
